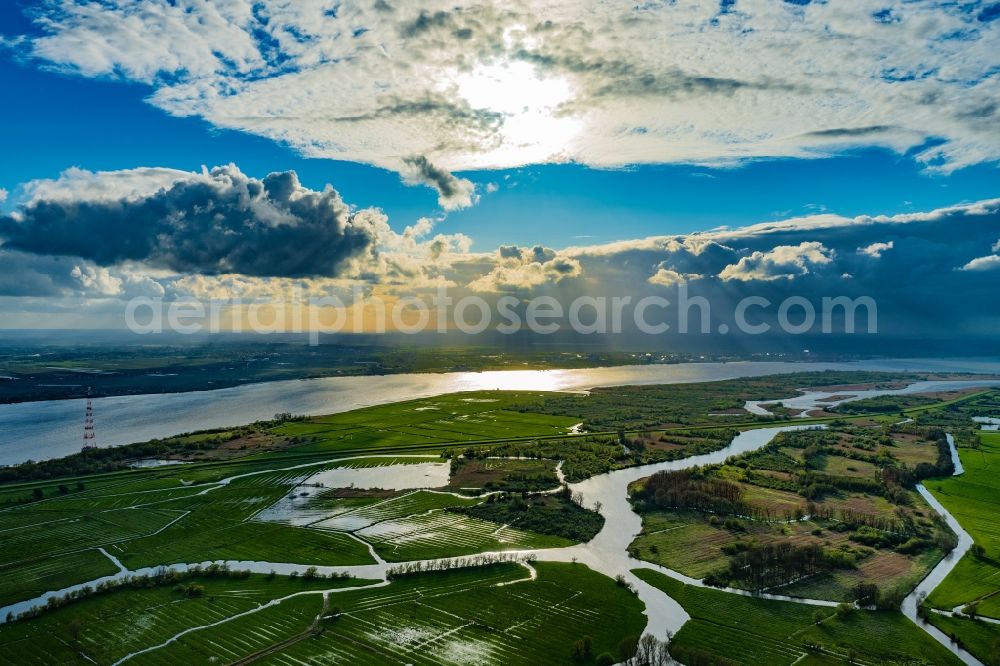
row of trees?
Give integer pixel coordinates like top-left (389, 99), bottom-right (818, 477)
top-left (635, 469), bottom-right (745, 515)
top-left (708, 542), bottom-right (834, 591)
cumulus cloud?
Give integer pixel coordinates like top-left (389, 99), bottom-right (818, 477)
top-left (400, 156), bottom-right (476, 210)
top-left (959, 254), bottom-right (1000, 271)
top-left (467, 245), bottom-right (581, 292)
top-left (648, 265), bottom-right (702, 287)
top-left (13, 1), bottom-right (1000, 174)
top-left (0, 165), bottom-right (382, 278)
top-left (858, 241), bottom-right (894, 258)
top-left (0, 188), bottom-right (7, 203)
top-left (719, 242), bottom-right (834, 282)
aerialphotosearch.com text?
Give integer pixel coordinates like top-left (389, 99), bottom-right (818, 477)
top-left (124, 285), bottom-right (878, 345)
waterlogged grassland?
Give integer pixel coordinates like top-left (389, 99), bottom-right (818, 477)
top-left (305, 490), bottom-right (480, 531)
top-left (358, 511), bottom-right (571, 562)
top-left (634, 569), bottom-right (963, 665)
top-left (0, 573), bottom-right (370, 665)
top-left (135, 594), bottom-right (322, 665)
top-left (0, 461), bottom-right (386, 596)
top-left (926, 431), bottom-right (1000, 616)
top-left (268, 562), bottom-right (646, 666)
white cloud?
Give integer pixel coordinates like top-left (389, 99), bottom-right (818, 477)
top-left (858, 241), bottom-right (894, 258)
top-left (719, 241), bottom-right (834, 282)
top-left (467, 245), bottom-right (581, 292)
top-left (15, 0), bottom-right (1000, 176)
top-left (648, 266), bottom-right (701, 287)
top-left (0, 188), bottom-right (7, 204)
top-left (959, 254), bottom-right (1000, 271)
top-left (70, 265), bottom-right (123, 296)
top-left (21, 166), bottom-right (196, 204)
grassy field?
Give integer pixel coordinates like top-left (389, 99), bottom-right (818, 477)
top-left (926, 431), bottom-right (1000, 616)
top-left (924, 613), bottom-right (1000, 666)
top-left (268, 562), bottom-right (646, 666)
top-left (0, 550), bottom-right (119, 608)
top-left (917, 430), bottom-right (1000, 663)
top-left (0, 572), bottom-right (374, 665)
top-left (0, 562), bottom-right (646, 665)
top-left (634, 568), bottom-right (963, 665)
top-left (277, 391), bottom-right (581, 454)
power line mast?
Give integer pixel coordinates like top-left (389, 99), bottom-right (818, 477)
top-left (82, 388), bottom-right (97, 451)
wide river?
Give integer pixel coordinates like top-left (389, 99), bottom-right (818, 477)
top-left (2, 356), bottom-right (1000, 466)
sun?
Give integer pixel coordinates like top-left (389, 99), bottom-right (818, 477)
top-left (446, 60), bottom-right (582, 166)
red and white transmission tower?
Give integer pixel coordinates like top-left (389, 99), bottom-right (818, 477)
top-left (82, 389), bottom-right (97, 451)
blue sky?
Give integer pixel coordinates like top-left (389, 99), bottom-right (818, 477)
top-left (0, 1), bottom-right (998, 338)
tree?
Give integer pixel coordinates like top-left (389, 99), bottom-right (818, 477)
top-left (66, 618), bottom-right (82, 642)
top-left (571, 640), bottom-right (587, 661)
top-left (636, 634), bottom-right (670, 666)
top-left (618, 634), bottom-right (640, 664)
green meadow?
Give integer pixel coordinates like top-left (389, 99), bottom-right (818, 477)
top-left (926, 431), bottom-right (1000, 616)
top-left (634, 568), bottom-right (962, 665)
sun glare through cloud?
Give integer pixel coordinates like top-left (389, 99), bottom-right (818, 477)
top-left (447, 60), bottom-right (582, 166)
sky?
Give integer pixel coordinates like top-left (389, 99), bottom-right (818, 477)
top-left (0, 0), bottom-right (998, 343)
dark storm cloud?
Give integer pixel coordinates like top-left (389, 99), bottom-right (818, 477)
top-left (0, 251), bottom-right (78, 297)
top-left (544, 200), bottom-right (1000, 339)
top-left (0, 166), bottom-right (379, 278)
top-left (400, 156), bottom-right (476, 210)
top-left (516, 50), bottom-right (808, 102)
top-left (805, 125), bottom-right (895, 138)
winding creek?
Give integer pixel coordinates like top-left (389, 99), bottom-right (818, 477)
top-left (0, 425), bottom-right (986, 665)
